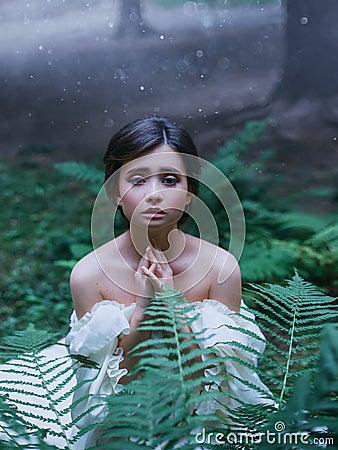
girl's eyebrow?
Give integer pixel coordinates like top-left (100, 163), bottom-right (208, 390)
top-left (126, 167), bottom-right (183, 175)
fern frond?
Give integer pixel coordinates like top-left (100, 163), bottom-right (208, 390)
top-left (102, 279), bottom-right (337, 446)
top-left (216, 121), bottom-right (269, 158)
top-left (0, 325), bottom-right (100, 448)
top-left (247, 271), bottom-right (337, 405)
top-left (2, 275), bottom-right (335, 448)
top-left (307, 222), bottom-right (338, 251)
top-left (97, 288), bottom-right (226, 448)
top-left (0, 394), bottom-right (58, 449)
top-left (98, 374), bottom-right (191, 448)
top-left (257, 323), bottom-right (338, 450)
top-left (240, 240), bottom-right (294, 282)
top-left (276, 211), bottom-right (330, 237)
top-left (54, 161), bottom-right (102, 194)
top-left (0, 326), bottom-right (60, 361)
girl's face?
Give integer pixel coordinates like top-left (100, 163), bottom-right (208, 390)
top-left (117, 145), bottom-right (192, 229)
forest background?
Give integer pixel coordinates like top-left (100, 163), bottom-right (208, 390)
top-left (0, 0), bottom-right (337, 338)
top-left (0, 1), bottom-right (337, 448)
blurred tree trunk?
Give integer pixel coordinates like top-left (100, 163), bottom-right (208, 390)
top-left (116, 0), bottom-right (151, 38)
top-left (275, 0), bottom-right (338, 100)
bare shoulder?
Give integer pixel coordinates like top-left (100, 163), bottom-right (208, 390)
top-left (187, 235), bottom-right (241, 312)
top-left (70, 238), bottom-right (121, 286)
top-left (70, 238), bottom-right (123, 317)
top-left (212, 245), bottom-right (240, 279)
top-left (69, 250), bottom-right (104, 317)
top-left (186, 234), bottom-right (239, 274)
top-left (70, 250), bottom-right (101, 287)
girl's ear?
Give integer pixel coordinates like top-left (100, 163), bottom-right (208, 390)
top-left (185, 192), bottom-right (193, 206)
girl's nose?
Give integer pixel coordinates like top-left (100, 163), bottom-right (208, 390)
top-left (144, 184), bottom-right (164, 204)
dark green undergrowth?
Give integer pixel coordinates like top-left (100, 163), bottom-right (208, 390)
top-left (0, 279), bottom-right (337, 448)
top-left (0, 160), bottom-right (95, 339)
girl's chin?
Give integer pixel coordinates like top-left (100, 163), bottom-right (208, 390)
top-left (130, 217), bottom-right (179, 230)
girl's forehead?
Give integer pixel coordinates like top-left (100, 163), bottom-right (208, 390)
top-left (121, 145), bottom-right (187, 175)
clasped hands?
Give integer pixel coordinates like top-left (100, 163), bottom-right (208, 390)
top-left (134, 244), bottom-right (174, 302)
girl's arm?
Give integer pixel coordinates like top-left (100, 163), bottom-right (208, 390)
top-left (118, 296), bottom-right (150, 380)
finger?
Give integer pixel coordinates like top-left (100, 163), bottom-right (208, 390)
top-left (142, 262), bottom-right (156, 274)
top-left (149, 262), bottom-right (157, 273)
top-left (156, 263), bottom-right (166, 278)
top-left (137, 253), bottom-right (150, 272)
top-left (146, 245), bottom-right (158, 264)
top-left (141, 266), bottom-right (162, 289)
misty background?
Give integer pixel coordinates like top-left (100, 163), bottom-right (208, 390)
top-left (0, 0), bottom-right (337, 211)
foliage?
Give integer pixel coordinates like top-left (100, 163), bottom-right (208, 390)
top-left (257, 323), bottom-right (338, 449)
top-left (0, 277), bottom-right (336, 448)
top-left (194, 121), bottom-right (337, 291)
top-left (54, 162), bottom-right (102, 195)
top-left (0, 395), bottom-right (55, 449)
top-left (0, 324), bottom-right (100, 449)
top-left (0, 161), bottom-right (94, 339)
top-left (97, 286), bottom-right (226, 448)
top-left (246, 272), bottom-right (337, 402)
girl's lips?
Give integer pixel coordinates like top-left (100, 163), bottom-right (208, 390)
top-left (142, 209), bottom-right (167, 219)
top-left (142, 211), bottom-right (166, 219)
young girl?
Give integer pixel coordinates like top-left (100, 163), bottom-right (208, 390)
top-left (66, 117), bottom-right (271, 448)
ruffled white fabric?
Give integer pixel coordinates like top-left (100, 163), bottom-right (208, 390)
top-left (65, 301), bottom-right (135, 449)
top-left (187, 300), bottom-right (272, 419)
top-left (66, 299), bottom-right (272, 448)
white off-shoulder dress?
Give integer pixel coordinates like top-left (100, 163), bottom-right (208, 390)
top-left (65, 299), bottom-right (272, 449)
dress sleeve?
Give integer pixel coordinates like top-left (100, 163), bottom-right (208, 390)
top-left (189, 299), bottom-right (273, 417)
top-left (65, 301), bottom-right (134, 431)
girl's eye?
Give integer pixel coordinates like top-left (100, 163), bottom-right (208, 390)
top-left (162, 176), bottom-right (179, 186)
top-left (129, 176), bottom-right (145, 185)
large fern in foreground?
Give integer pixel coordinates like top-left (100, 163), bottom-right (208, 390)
top-left (0, 325), bottom-right (99, 449)
top-left (199, 273), bottom-right (337, 449)
top-left (258, 323), bottom-right (338, 450)
top-left (0, 275), bottom-right (337, 449)
top-left (0, 393), bottom-right (56, 449)
top-left (96, 287), bottom-right (227, 449)
top-left (95, 274), bottom-right (338, 448)
top-left (247, 271), bottom-right (337, 404)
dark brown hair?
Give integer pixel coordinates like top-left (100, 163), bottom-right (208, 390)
top-left (103, 117), bottom-right (200, 224)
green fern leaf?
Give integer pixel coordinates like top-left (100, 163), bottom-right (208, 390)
top-left (54, 161), bottom-right (102, 194)
top-left (0, 325), bottom-right (101, 448)
top-left (240, 240), bottom-right (294, 282)
top-left (257, 323), bottom-right (338, 450)
top-left (0, 395), bottom-right (58, 449)
top-left (0, 325), bottom-right (60, 360)
top-left (247, 271), bottom-right (337, 405)
top-left (97, 288), bottom-right (226, 448)
top-left (307, 222), bottom-right (338, 251)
